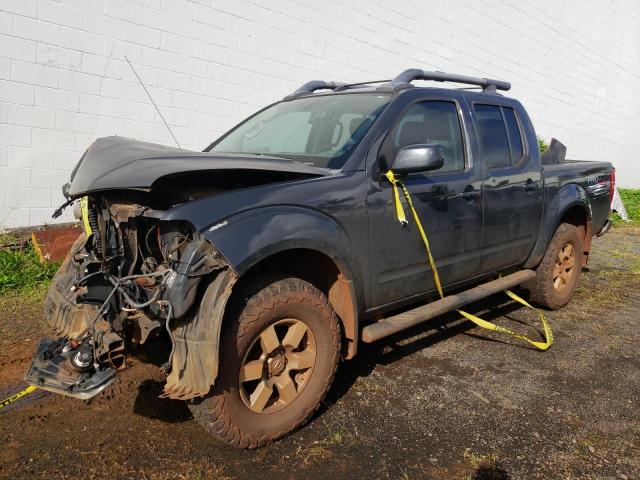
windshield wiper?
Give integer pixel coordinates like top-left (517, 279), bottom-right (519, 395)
top-left (247, 152), bottom-right (291, 160)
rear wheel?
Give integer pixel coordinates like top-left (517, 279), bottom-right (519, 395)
top-left (189, 277), bottom-right (341, 448)
top-left (523, 223), bottom-right (584, 309)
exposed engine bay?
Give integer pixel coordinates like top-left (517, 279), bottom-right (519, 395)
top-left (26, 193), bottom-right (229, 400)
top-left (24, 135), bottom-right (329, 402)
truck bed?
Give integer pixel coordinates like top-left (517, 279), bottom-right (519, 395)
top-left (543, 159), bottom-right (613, 234)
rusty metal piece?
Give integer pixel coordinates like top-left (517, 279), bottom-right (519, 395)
top-left (108, 202), bottom-right (143, 223)
top-left (31, 225), bottom-right (83, 263)
top-left (134, 276), bottom-right (156, 288)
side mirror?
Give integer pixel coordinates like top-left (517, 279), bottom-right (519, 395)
top-left (390, 144), bottom-right (444, 175)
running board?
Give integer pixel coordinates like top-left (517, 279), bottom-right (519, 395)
top-left (361, 269), bottom-right (536, 343)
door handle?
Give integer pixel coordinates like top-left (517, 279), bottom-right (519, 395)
top-left (456, 186), bottom-right (481, 202)
top-left (522, 179), bottom-right (540, 192)
top-left (460, 191), bottom-right (481, 201)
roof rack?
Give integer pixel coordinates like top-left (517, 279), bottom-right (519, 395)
top-left (284, 81), bottom-right (346, 100)
top-left (384, 68), bottom-right (511, 92)
top-left (284, 69), bottom-right (510, 100)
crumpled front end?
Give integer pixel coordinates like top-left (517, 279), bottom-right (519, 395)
top-left (26, 193), bottom-right (234, 401)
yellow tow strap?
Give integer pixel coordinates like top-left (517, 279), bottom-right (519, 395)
top-left (80, 196), bottom-right (92, 236)
top-left (0, 385), bottom-right (37, 409)
top-left (385, 170), bottom-right (553, 351)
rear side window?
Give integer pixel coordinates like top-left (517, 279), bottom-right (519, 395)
top-left (388, 100), bottom-right (465, 172)
top-left (502, 107), bottom-right (524, 163)
top-left (474, 104), bottom-right (526, 168)
top-left (474, 104), bottom-right (510, 168)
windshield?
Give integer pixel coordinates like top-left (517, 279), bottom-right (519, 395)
top-left (209, 93), bottom-right (390, 169)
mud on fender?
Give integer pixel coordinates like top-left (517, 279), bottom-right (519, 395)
top-left (162, 268), bottom-right (238, 400)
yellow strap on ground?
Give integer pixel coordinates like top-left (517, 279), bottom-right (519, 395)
top-left (0, 385), bottom-right (37, 409)
top-left (386, 170), bottom-right (553, 351)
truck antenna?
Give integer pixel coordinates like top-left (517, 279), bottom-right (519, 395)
top-left (124, 55), bottom-right (181, 148)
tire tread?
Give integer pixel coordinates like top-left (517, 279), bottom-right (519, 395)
top-left (190, 277), bottom-right (341, 448)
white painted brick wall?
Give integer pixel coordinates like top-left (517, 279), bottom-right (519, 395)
top-left (0, 0), bottom-right (639, 228)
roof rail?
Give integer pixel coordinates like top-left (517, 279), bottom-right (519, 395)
top-left (284, 80), bottom-right (346, 100)
top-left (385, 68), bottom-right (511, 92)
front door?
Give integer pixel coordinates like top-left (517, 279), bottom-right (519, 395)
top-left (367, 98), bottom-right (484, 309)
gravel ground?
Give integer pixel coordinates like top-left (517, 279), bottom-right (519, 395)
top-left (0, 225), bottom-right (638, 480)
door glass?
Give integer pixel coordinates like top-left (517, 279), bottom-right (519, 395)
top-left (474, 104), bottom-right (511, 168)
top-left (502, 107), bottom-right (524, 163)
top-left (386, 101), bottom-right (465, 172)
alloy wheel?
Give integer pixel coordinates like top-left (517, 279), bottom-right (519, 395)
top-left (239, 319), bottom-right (316, 413)
top-left (553, 242), bottom-right (576, 291)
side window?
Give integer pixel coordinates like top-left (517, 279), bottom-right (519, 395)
top-left (388, 100), bottom-right (465, 172)
top-left (502, 107), bottom-right (524, 163)
top-left (474, 104), bottom-right (510, 168)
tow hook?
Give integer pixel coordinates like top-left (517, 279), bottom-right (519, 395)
top-left (24, 338), bottom-right (116, 400)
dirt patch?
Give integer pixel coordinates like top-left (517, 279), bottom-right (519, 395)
top-left (1, 226), bottom-right (639, 479)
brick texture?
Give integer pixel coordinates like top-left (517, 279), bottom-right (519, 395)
top-left (0, 0), bottom-right (638, 227)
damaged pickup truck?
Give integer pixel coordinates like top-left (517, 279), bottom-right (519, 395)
top-left (26, 69), bottom-right (614, 448)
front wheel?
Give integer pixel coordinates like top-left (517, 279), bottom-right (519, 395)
top-left (189, 277), bottom-right (341, 448)
top-left (523, 223), bottom-right (584, 309)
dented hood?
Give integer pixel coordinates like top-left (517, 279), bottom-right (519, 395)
top-left (68, 136), bottom-right (329, 197)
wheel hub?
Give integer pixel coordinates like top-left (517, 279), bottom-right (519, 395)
top-left (267, 352), bottom-right (287, 377)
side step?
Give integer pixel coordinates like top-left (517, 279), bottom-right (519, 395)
top-left (361, 269), bottom-right (536, 343)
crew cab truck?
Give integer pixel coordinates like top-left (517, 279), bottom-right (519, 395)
top-left (26, 69), bottom-right (614, 448)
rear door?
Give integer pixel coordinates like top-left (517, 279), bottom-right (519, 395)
top-left (366, 95), bottom-right (484, 309)
top-left (472, 102), bottom-right (542, 271)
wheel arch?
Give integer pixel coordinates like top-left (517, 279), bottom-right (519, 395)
top-left (557, 204), bottom-right (592, 265)
top-left (229, 247), bottom-right (359, 359)
top-left (524, 183), bottom-right (592, 269)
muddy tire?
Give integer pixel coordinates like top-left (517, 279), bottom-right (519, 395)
top-left (523, 223), bottom-right (584, 310)
top-left (189, 277), bottom-right (341, 448)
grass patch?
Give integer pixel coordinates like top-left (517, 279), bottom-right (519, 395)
top-left (613, 188), bottom-right (640, 225)
top-left (0, 235), bottom-right (59, 292)
top-left (327, 431), bottom-right (345, 445)
top-left (295, 444), bottom-right (333, 465)
top-left (538, 137), bottom-right (548, 154)
top-left (293, 431), bottom-right (348, 466)
top-left (576, 270), bottom-right (625, 309)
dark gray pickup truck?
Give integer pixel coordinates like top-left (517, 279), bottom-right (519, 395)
top-left (26, 69), bottom-right (614, 448)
